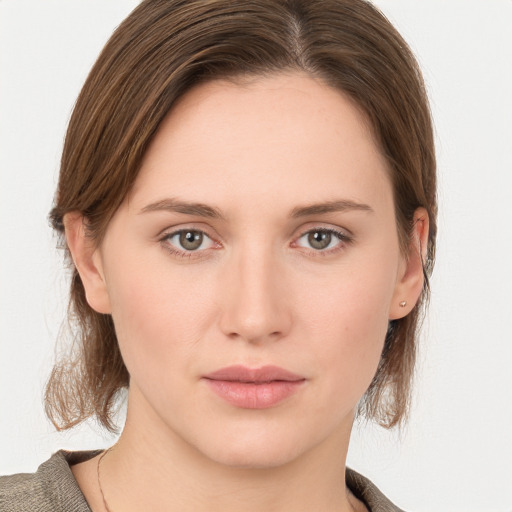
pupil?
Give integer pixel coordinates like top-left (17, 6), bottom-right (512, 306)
top-left (180, 231), bottom-right (202, 250)
top-left (308, 231), bottom-right (331, 250)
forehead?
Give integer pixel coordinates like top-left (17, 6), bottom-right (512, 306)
top-left (129, 72), bottom-right (392, 216)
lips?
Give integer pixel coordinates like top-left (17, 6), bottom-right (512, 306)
top-left (205, 365), bottom-right (304, 383)
top-left (203, 365), bottom-right (306, 409)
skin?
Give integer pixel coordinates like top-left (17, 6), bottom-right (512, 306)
top-left (67, 72), bottom-right (428, 512)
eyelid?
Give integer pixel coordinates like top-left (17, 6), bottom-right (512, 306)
top-left (291, 225), bottom-right (354, 254)
top-left (159, 225), bottom-right (222, 258)
top-left (155, 220), bottom-right (215, 238)
top-left (294, 221), bottom-right (353, 240)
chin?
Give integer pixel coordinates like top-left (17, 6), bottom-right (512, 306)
top-left (188, 420), bottom-right (315, 470)
top-left (206, 443), bottom-right (301, 470)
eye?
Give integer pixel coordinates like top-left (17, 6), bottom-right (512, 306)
top-left (163, 229), bottom-right (216, 252)
top-left (295, 228), bottom-right (350, 252)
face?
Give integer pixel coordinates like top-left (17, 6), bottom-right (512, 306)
top-left (82, 73), bottom-right (415, 468)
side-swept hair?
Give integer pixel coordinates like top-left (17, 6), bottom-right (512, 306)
top-left (47, 0), bottom-right (436, 431)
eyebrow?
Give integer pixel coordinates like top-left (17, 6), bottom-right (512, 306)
top-left (290, 199), bottom-right (374, 218)
top-left (139, 197), bottom-right (373, 219)
top-left (139, 198), bottom-right (225, 219)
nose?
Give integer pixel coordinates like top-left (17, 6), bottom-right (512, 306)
top-left (219, 246), bottom-right (292, 344)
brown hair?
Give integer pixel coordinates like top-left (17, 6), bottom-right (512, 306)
top-left (46, 0), bottom-right (436, 431)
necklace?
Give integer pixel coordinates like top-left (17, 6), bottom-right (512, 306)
top-left (96, 445), bottom-right (363, 512)
top-left (97, 447), bottom-right (114, 512)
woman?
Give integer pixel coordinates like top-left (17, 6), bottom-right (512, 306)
top-left (0, 1), bottom-right (436, 510)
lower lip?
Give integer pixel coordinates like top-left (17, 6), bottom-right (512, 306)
top-left (204, 379), bottom-right (305, 409)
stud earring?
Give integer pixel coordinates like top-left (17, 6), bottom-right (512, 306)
top-left (399, 300), bottom-right (407, 308)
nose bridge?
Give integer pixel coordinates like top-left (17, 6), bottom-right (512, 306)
top-left (220, 240), bottom-right (291, 343)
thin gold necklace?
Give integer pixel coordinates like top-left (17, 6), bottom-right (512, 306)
top-left (97, 447), bottom-right (115, 512)
top-left (96, 445), bottom-right (363, 512)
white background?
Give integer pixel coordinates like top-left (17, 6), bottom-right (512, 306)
top-left (1, 1), bottom-right (511, 511)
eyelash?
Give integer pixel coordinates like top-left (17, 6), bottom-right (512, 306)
top-left (293, 228), bottom-right (353, 256)
top-left (160, 229), bottom-right (220, 259)
top-left (159, 227), bottom-right (352, 259)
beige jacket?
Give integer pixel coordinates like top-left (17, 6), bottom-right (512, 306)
top-left (0, 450), bottom-right (405, 511)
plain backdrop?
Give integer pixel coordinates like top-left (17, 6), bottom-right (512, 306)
top-left (1, 1), bottom-right (511, 511)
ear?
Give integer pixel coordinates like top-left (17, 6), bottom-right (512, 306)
top-left (389, 207), bottom-right (429, 320)
top-left (63, 212), bottom-right (112, 314)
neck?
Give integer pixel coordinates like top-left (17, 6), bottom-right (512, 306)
top-left (99, 389), bottom-right (359, 512)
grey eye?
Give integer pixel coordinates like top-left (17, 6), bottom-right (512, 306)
top-left (179, 230), bottom-right (204, 250)
top-left (296, 228), bottom-right (349, 252)
top-left (161, 228), bottom-right (216, 258)
top-left (307, 231), bottom-right (332, 250)
top-left (164, 229), bottom-right (215, 253)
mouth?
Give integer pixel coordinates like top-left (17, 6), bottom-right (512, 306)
top-left (202, 365), bottom-right (306, 409)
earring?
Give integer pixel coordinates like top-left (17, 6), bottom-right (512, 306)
top-left (399, 300), bottom-right (407, 308)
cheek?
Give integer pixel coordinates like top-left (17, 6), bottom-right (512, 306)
top-left (103, 251), bottom-right (217, 381)
top-left (295, 255), bottom-right (398, 396)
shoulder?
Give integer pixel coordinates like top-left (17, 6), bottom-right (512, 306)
top-left (0, 469), bottom-right (46, 512)
top-left (346, 467), bottom-right (406, 512)
top-left (0, 450), bottom-right (100, 512)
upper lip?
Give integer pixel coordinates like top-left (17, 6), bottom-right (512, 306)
top-left (203, 365), bottom-right (305, 383)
